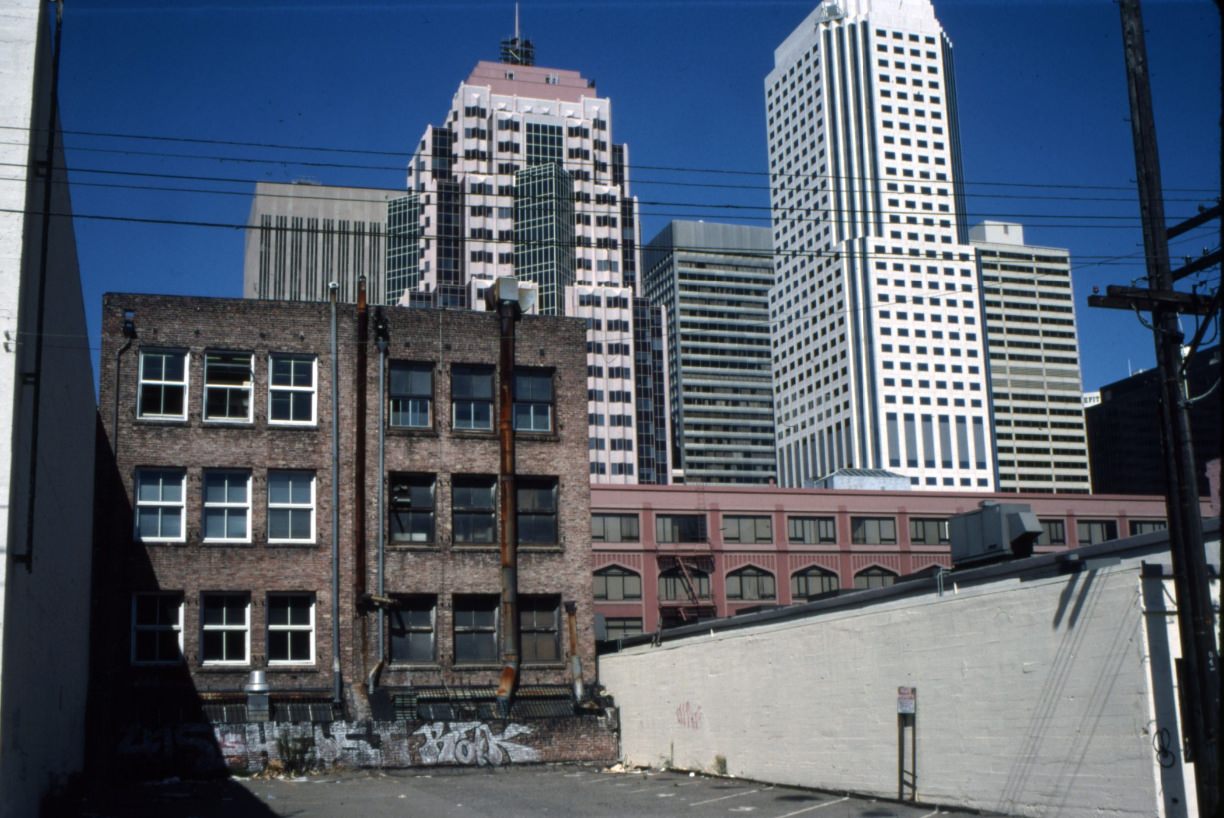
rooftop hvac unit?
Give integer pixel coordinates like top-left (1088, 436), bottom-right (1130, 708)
top-left (949, 502), bottom-right (1042, 569)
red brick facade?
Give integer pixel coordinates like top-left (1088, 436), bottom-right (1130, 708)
top-left (589, 483), bottom-right (1185, 635)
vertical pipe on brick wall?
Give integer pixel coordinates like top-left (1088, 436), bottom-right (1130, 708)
top-left (354, 278), bottom-right (369, 689)
top-left (495, 299), bottom-right (520, 717)
top-left (329, 283), bottom-right (342, 706)
top-left (371, 308), bottom-right (389, 691)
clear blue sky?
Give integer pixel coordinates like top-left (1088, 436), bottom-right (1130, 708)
top-left (54, 0), bottom-right (1221, 392)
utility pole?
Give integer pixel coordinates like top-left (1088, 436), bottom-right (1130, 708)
top-left (1088, 2), bottom-right (1220, 813)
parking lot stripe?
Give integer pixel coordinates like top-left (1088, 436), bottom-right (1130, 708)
top-left (689, 788), bottom-right (760, 807)
top-left (773, 795), bottom-right (850, 817)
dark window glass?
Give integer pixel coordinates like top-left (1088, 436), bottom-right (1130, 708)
top-left (453, 476), bottom-right (496, 544)
top-left (591, 514), bottom-right (640, 542)
top-left (390, 363), bottom-right (433, 428)
top-left (389, 596), bottom-right (435, 664)
top-left (520, 595), bottom-right (560, 663)
top-left (791, 567), bottom-right (839, 599)
top-left (452, 365), bottom-right (493, 430)
top-left (203, 351), bottom-right (252, 421)
top-left (1037, 519), bottom-right (1066, 546)
top-left (267, 593), bottom-right (313, 664)
top-left (453, 595), bottom-right (498, 663)
top-left (908, 518), bottom-right (949, 545)
top-left (517, 478), bottom-right (558, 545)
top-left (132, 593), bottom-right (183, 664)
top-left (593, 566), bottom-right (642, 600)
top-left (1129, 519), bottom-right (1167, 536)
top-left (655, 514), bottom-right (707, 543)
top-left (601, 617), bottom-right (643, 641)
top-left (1077, 520), bottom-right (1118, 545)
top-left (854, 567), bottom-right (897, 589)
top-left (722, 516), bottom-right (772, 544)
top-left (513, 369), bottom-right (554, 432)
top-left (659, 567), bottom-right (711, 600)
top-left (787, 516), bottom-right (837, 544)
top-left (726, 567), bottom-right (776, 600)
top-left (390, 474), bottom-right (435, 544)
top-left (851, 517), bottom-right (898, 545)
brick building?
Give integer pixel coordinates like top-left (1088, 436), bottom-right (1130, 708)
top-left (92, 291), bottom-right (596, 737)
top-left (589, 483), bottom-right (1187, 637)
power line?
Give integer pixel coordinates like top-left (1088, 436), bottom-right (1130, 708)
top-left (1, 173), bottom-right (1208, 229)
top-left (0, 123), bottom-right (1218, 194)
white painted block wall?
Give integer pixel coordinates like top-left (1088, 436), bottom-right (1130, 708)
top-left (601, 558), bottom-right (1191, 817)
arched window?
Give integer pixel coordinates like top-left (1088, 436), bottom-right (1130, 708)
top-left (854, 566), bottom-right (898, 589)
top-left (593, 566), bottom-right (642, 601)
top-left (791, 566), bottom-right (839, 599)
top-left (726, 567), bottom-right (777, 601)
top-left (659, 567), bottom-right (710, 601)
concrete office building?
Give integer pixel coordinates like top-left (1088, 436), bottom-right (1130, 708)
top-left (243, 182), bottom-right (402, 306)
top-left (643, 222), bottom-right (776, 484)
top-left (387, 44), bottom-right (659, 484)
top-left (765, 0), bottom-right (995, 491)
top-left (0, 3), bottom-right (97, 814)
top-left (970, 221), bottom-right (1090, 493)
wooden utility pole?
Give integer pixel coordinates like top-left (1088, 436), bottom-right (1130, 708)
top-left (1090, 2), bottom-right (1221, 813)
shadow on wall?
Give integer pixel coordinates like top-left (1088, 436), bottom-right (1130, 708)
top-left (85, 413), bottom-right (233, 785)
top-left (998, 566), bottom-right (1138, 814)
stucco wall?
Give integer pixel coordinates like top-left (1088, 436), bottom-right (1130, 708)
top-left (600, 551), bottom-right (1194, 817)
top-left (0, 3), bottom-right (97, 816)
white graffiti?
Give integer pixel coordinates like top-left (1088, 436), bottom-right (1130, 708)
top-left (414, 721), bottom-right (539, 766)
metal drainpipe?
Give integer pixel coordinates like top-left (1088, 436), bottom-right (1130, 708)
top-left (111, 313), bottom-right (135, 456)
top-left (329, 283), bottom-right (342, 706)
top-left (354, 278), bottom-right (369, 693)
top-left (494, 299), bottom-right (520, 717)
top-left (369, 309), bottom-right (388, 694)
top-left (17, 0), bottom-right (65, 571)
top-left (565, 601), bottom-right (584, 705)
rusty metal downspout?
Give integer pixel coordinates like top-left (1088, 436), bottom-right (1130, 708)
top-left (368, 308), bottom-right (389, 695)
top-left (565, 601), bottom-right (584, 705)
top-left (495, 299), bottom-right (520, 717)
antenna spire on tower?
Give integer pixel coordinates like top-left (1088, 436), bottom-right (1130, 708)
top-left (500, 3), bottom-right (535, 66)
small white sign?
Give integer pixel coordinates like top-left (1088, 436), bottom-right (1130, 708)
top-left (897, 686), bottom-right (917, 715)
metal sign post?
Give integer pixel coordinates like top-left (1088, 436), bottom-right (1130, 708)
top-left (897, 686), bottom-right (917, 801)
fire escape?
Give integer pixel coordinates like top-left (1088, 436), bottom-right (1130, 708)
top-left (657, 515), bottom-right (716, 627)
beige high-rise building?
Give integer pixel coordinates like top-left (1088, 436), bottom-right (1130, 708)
top-left (971, 220), bottom-right (1091, 494)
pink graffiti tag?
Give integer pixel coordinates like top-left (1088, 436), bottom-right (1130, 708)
top-left (676, 702), bottom-right (703, 730)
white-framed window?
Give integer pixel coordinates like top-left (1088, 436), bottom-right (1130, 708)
top-left (267, 593), bottom-right (315, 665)
top-left (269, 354), bottom-right (317, 425)
top-left (137, 349), bottom-right (188, 420)
top-left (203, 469), bottom-right (251, 543)
top-left (134, 468), bottom-right (186, 542)
top-left (200, 593), bottom-right (249, 665)
top-left (203, 351), bottom-right (253, 422)
top-left (267, 470), bottom-right (315, 543)
top-left (131, 592), bottom-right (183, 665)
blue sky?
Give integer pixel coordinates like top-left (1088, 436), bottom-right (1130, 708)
top-left (54, 0), bottom-right (1221, 392)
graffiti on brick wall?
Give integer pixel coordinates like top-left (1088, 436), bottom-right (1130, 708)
top-left (117, 725), bottom-right (226, 775)
top-left (414, 721), bottom-right (539, 766)
top-left (676, 701), bottom-right (703, 730)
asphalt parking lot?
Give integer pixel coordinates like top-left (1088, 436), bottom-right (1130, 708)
top-left (72, 765), bottom-right (976, 818)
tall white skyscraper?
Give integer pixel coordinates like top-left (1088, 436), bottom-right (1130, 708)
top-left (388, 48), bottom-right (657, 483)
top-left (765, 0), bottom-right (995, 491)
